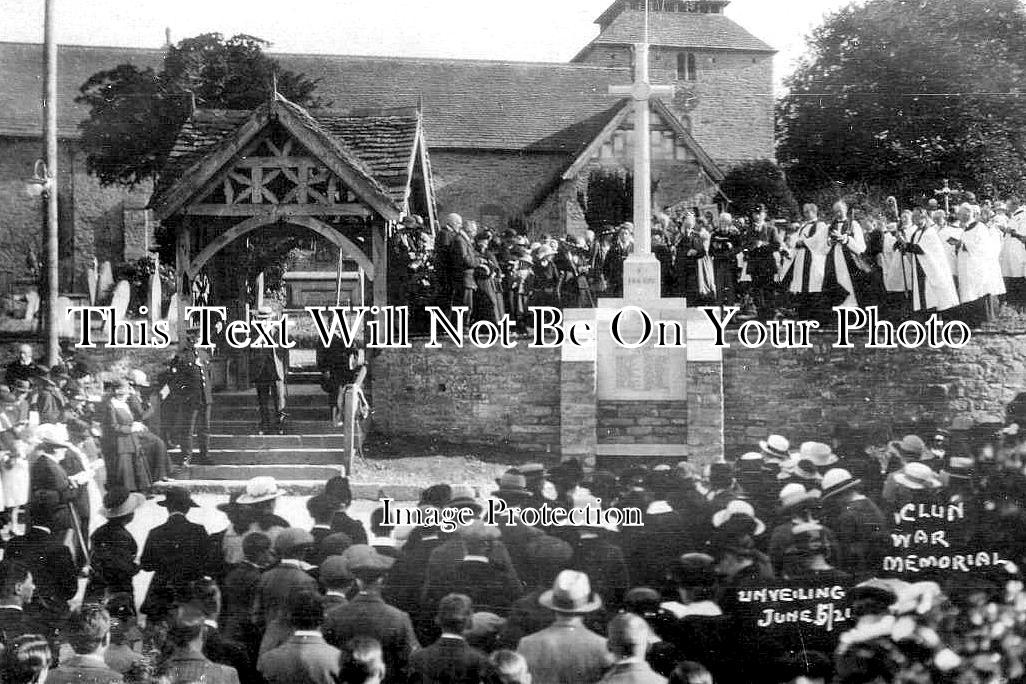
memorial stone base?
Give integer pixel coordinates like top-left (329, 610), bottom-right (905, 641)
top-left (559, 256), bottom-right (724, 469)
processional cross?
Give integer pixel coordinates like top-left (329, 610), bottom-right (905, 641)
top-left (608, 40), bottom-right (675, 260)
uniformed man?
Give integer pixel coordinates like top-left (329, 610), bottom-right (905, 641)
top-left (249, 306), bottom-right (287, 435)
top-left (168, 331), bottom-right (212, 466)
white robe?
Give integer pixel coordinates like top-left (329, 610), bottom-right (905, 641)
top-left (936, 224), bottom-right (963, 277)
top-left (957, 221), bottom-right (1006, 302)
top-left (1000, 209), bottom-right (1026, 278)
top-left (788, 220), bottom-right (829, 294)
top-left (907, 225), bottom-right (959, 312)
top-left (879, 227), bottom-right (911, 293)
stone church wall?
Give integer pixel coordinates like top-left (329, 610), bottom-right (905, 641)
top-left (578, 45), bottom-right (775, 166)
top-left (0, 137), bottom-right (151, 293)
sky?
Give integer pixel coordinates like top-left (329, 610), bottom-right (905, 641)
top-left (1, 0), bottom-right (855, 90)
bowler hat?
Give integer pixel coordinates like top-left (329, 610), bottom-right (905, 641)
top-left (539, 570), bottom-right (602, 614)
top-left (159, 487), bottom-right (199, 510)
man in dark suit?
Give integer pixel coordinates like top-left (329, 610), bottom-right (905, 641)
top-left (258, 591), bottom-right (340, 684)
top-left (139, 487), bottom-right (210, 625)
top-left (446, 214), bottom-right (481, 319)
top-left (323, 546), bottom-right (420, 684)
top-left (0, 560), bottom-right (41, 648)
top-left (248, 306), bottom-right (288, 435)
top-left (252, 528), bottom-right (318, 653)
top-left (6, 501), bottom-right (78, 639)
top-left (409, 593), bottom-right (489, 684)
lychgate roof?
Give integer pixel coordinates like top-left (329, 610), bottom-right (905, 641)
top-left (151, 95), bottom-right (424, 221)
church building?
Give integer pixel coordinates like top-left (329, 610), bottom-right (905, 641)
top-left (0, 0), bottom-right (774, 295)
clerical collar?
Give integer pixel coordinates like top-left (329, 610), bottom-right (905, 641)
top-left (203, 619), bottom-right (218, 630)
top-left (312, 524), bottom-right (331, 531)
top-left (441, 632), bottom-right (465, 640)
top-left (32, 525), bottom-right (51, 535)
top-left (0, 605), bottom-right (23, 611)
top-left (326, 590), bottom-right (347, 598)
top-left (294, 630), bottom-right (321, 638)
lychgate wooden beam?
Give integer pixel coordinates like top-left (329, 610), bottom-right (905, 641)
top-left (184, 203), bottom-right (374, 218)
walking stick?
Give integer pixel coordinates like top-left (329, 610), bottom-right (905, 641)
top-left (67, 500), bottom-right (90, 568)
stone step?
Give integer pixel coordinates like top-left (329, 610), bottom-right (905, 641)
top-left (211, 390), bottom-right (329, 407)
top-left (209, 419), bottom-right (336, 435)
top-left (209, 405), bottom-right (331, 422)
top-left (176, 463), bottom-right (345, 481)
top-left (207, 434), bottom-right (346, 449)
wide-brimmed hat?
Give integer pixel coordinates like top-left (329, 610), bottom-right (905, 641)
top-left (759, 435), bottom-right (791, 461)
top-left (737, 452), bottom-right (765, 472)
top-left (890, 435), bottom-right (929, 461)
top-left (712, 499), bottom-right (765, 536)
top-left (777, 483), bottom-right (821, 512)
top-left (127, 369), bottom-right (150, 388)
top-left (893, 462), bottom-right (943, 490)
top-left (943, 456), bottom-right (974, 480)
top-left (217, 492), bottom-right (242, 513)
top-left (820, 468), bottom-right (862, 501)
top-left (324, 476), bottom-right (353, 506)
top-left (798, 442), bottom-right (838, 468)
top-left (418, 484), bottom-right (451, 509)
top-left (341, 544), bottom-right (396, 574)
top-left (539, 570), bottom-right (603, 614)
top-left (237, 476), bottom-right (281, 505)
top-left (448, 484), bottom-right (483, 514)
top-left (494, 471), bottom-right (533, 499)
top-left (101, 486), bottom-right (146, 518)
top-left (158, 487), bottom-right (198, 510)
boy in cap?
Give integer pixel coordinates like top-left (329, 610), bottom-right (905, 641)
top-left (409, 593), bottom-right (489, 684)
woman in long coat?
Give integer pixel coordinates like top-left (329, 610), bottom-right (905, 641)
top-left (103, 379), bottom-right (152, 494)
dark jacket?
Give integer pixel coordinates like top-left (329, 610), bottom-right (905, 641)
top-left (221, 561), bottom-right (263, 644)
top-left (252, 561), bottom-right (318, 629)
top-left (86, 520), bottom-right (138, 599)
top-left (155, 651), bottom-right (240, 684)
top-left (257, 632), bottom-right (340, 684)
top-left (46, 654), bottom-right (125, 684)
top-left (28, 455), bottom-right (75, 532)
top-left (322, 591), bottom-right (419, 684)
top-left (409, 636), bottom-right (489, 684)
top-left (329, 511), bottom-right (368, 545)
top-left (139, 513), bottom-right (210, 620)
top-left (6, 526), bottom-right (77, 617)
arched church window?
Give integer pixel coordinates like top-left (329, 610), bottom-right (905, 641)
top-left (677, 52), bottom-right (697, 81)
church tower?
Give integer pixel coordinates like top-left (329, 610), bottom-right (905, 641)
top-left (573, 0), bottom-right (776, 167)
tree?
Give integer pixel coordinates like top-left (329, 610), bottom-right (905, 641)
top-left (778, 0), bottom-right (1026, 201)
top-left (77, 33), bottom-right (322, 187)
top-left (720, 160), bottom-right (797, 219)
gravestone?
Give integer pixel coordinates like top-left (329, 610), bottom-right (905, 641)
top-left (97, 261), bottom-right (114, 304)
top-left (22, 287), bottom-right (39, 322)
top-left (166, 292), bottom-right (180, 343)
top-left (148, 271), bottom-right (162, 326)
top-left (86, 260), bottom-right (98, 305)
top-left (56, 296), bottom-right (75, 338)
top-left (110, 280), bottom-right (131, 322)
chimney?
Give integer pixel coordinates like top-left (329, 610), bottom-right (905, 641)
top-left (164, 27), bottom-right (172, 48)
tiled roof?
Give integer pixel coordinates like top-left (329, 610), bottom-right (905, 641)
top-left (152, 97), bottom-right (418, 215)
top-left (582, 10), bottom-right (775, 53)
top-left (0, 41), bottom-right (631, 153)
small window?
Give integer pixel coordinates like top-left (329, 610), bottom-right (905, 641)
top-left (676, 52), bottom-right (697, 81)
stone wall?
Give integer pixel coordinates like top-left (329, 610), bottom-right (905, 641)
top-left (0, 137), bottom-right (152, 293)
top-left (721, 331), bottom-right (1026, 456)
top-left (370, 343), bottom-right (563, 452)
top-left (577, 45), bottom-right (775, 166)
top-left (597, 400), bottom-right (687, 444)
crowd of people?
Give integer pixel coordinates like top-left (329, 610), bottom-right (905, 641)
top-left (3, 331), bottom-right (1026, 681)
top-left (389, 192), bottom-right (1026, 330)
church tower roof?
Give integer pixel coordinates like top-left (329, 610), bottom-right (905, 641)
top-left (574, 0), bottom-right (774, 61)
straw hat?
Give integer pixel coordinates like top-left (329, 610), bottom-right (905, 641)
top-left (538, 570), bottom-right (603, 614)
top-left (893, 462), bottom-right (943, 490)
top-left (237, 476), bottom-right (281, 505)
top-left (798, 442), bottom-right (839, 468)
top-left (820, 468), bottom-right (862, 501)
top-left (777, 483), bottom-right (821, 512)
top-left (943, 456), bottom-right (974, 481)
top-left (711, 499), bottom-right (765, 536)
top-left (890, 435), bottom-right (929, 461)
top-left (127, 369), bottom-right (150, 388)
top-left (759, 435), bottom-right (791, 461)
